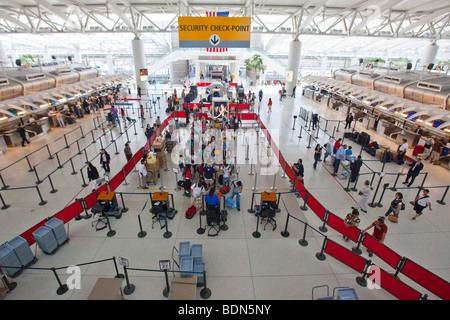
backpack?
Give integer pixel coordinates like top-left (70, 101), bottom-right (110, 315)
top-left (185, 205), bottom-right (196, 219)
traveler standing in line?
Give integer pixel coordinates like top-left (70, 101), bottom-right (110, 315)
top-left (292, 85), bottom-right (296, 98)
top-left (140, 104), bottom-right (145, 120)
top-left (402, 158), bottom-right (424, 187)
top-left (343, 209), bottom-right (360, 241)
top-left (267, 98), bottom-right (272, 112)
top-left (137, 85), bottom-right (141, 98)
top-left (229, 180), bottom-right (243, 211)
top-left (323, 137), bottom-right (335, 164)
top-left (352, 180), bottom-right (371, 213)
top-left (362, 217), bottom-right (387, 257)
top-left (429, 138), bottom-right (445, 165)
top-left (332, 144), bottom-right (346, 176)
top-left (87, 162), bottom-right (100, 192)
top-left (384, 192), bottom-right (403, 220)
top-left (124, 142), bottom-right (133, 162)
top-left (411, 189), bottom-right (432, 221)
top-left (313, 144), bottom-right (322, 170)
top-left (100, 149), bottom-right (111, 174)
top-left (311, 113), bottom-right (319, 130)
top-left (292, 159), bottom-right (304, 177)
top-left (258, 89), bottom-right (263, 102)
top-left (344, 113), bottom-right (354, 129)
top-left (349, 155), bottom-right (363, 182)
top-left (138, 159), bottom-right (148, 189)
top-left (16, 124), bottom-right (30, 147)
top-left (56, 111), bottom-right (65, 128)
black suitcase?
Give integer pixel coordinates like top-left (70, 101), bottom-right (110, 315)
top-left (344, 132), bottom-right (353, 138)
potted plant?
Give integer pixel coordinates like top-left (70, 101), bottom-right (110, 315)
top-left (244, 54), bottom-right (266, 84)
top-left (19, 54), bottom-right (36, 68)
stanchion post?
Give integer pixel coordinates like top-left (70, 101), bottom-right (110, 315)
top-left (247, 193), bottom-right (256, 214)
top-left (298, 223), bottom-right (309, 247)
top-left (122, 266), bottom-right (135, 295)
top-left (280, 213), bottom-right (290, 238)
top-left (319, 210), bottom-right (329, 232)
top-left (25, 155), bottom-right (34, 172)
top-left (80, 168), bottom-right (88, 188)
top-left (300, 190), bottom-right (308, 211)
top-left (35, 185), bottom-right (47, 206)
top-left (369, 174), bottom-right (383, 208)
top-left (252, 214), bottom-right (261, 238)
top-left (52, 267), bottom-right (69, 295)
top-left (351, 232), bottom-right (365, 255)
top-left (437, 186), bottom-right (449, 205)
top-left (33, 166), bottom-right (41, 184)
top-left (63, 134), bottom-right (69, 148)
top-left (119, 192), bottom-right (128, 212)
top-left (391, 173), bottom-right (401, 191)
top-left (0, 173), bottom-right (9, 190)
top-left (46, 144), bottom-right (54, 159)
top-left (55, 152), bottom-right (63, 169)
top-left (315, 236), bottom-right (328, 261)
top-left (137, 213), bottom-right (147, 238)
top-left (48, 174), bottom-right (58, 194)
top-left (0, 193), bottom-right (10, 210)
top-left (70, 158), bottom-right (77, 175)
top-left (162, 268), bottom-right (170, 297)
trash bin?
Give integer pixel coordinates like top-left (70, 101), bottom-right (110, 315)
top-left (0, 243), bottom-right (22, 277)
top-left (178, 241), bottom-right (191, 259)
top-left (180, 256), bottom-right (193, 277)
top-left (191, 244), bottom-right (203, 263)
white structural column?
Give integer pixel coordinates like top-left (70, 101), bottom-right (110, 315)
top-left (286, 39), bottom-right (301, 96)
top-left (131, 36), bottom-right (150, 93)
top-left (230, 62), bottom-right (239, 84)
top-left (422, 41), bottom-right (439, 68)
top-left (195, 61), bottom-right (201, 83)
top-left (0, 40), bottom-right (8, 67)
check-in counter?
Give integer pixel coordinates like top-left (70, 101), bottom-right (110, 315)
top-left (3, 130), bottom-right (25, 147)
top-left (395, 130), bottom-right (421, 148)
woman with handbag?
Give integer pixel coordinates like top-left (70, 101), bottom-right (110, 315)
top-left (384, 192), bottom-right (404, 222)
top-left (352, 180), bottom-right (371, 213)
top-left (411, 189), bottom-right (432, 220)
top-left (313, 144), bottom-right (322, 170)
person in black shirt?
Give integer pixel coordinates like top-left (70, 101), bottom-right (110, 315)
top-left (344, 113), bottom-right (354, 129)
top-left (292, 159), bottom-right (304, 177)
top-left (16, 124), bottom-right (30, 147)
top-left (402, 158), bottom-right (424, 187)
top-left (100, 149), bottom-right (111, 174)
top-left (384, 192), bottom-right (403, 219)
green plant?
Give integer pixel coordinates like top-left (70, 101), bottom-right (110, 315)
top-left (19, 54), bottom-right (35, 66)
top-left (244, 54), bottom-right (267, 74)
top-left (390, 57), bottom-right (411, 68)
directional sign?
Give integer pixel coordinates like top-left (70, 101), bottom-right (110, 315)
top-left (209, 34), bottom-right (220, 46)
top-left (178, 17), bottom-right (251, 48)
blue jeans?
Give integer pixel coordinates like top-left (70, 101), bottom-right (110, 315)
top-left (231, 192), bottom-right (240, 210)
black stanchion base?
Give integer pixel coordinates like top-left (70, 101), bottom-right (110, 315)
top-left (123, 284), bottom-right (136, 295)
top-left (344, 188), bottom-right (351, 192)
top-left (437, 200), bottom-right (446, 205)
top-left (197, 228), bottom-right (205, 235)
top-left (275, 208), bottom-right (281, 213)
top-left (375, 203), bottom-right (383, 208)
top-left (368, 203), bottom-right (377, 208)
top-left (391, 188), bottom-right (397, 192)
top-left (48, 156), bottom-right (54, 160)
top-left (56, 284), bottom-right (69, 295)
top-left (138, 231), bottom-right (147, 238)
top-left (319, 226), bottom-right (328, 233)
top-left (75, 215), bottom-right (83, 221)
top-left (163, 287), bottom-right (170, 298)
top-left (355, 276), bottom-right (367, 287)
top-left (252, 231), bottom-right (261, 238)
top-left (163, 231), bottom-right (172, 239)
top-left (247, 209), bottom-right (255, 214)
top-left (299, 239), bottom-right (308, 247)
top-left (2, 185), bottom-right (10, 190)
top-left (6, 281), bottom-right (17, 291)
top-left (39, 201), bottom-right (48, 206)
top-left (281, 231), bottom-right (290, 238)
top-left (115, 274), bottom-right (125, 279)
top-left (81, 183), bottom-right (88, 188)
top-left (352, 247), bottom-right (362, 255)
top-left (84, 214), bottom-right (92, 219)
top-left (50, 189), bottom-right (58, 194)
top-left (200, 288), bottom-right (212, 299)
top-left (107, 230), bottom-right (116, 237)
top-left (122, 207), bottom-right (129, 213)
top-left (220, 225), bottom-right (228, 231)
top-left (350, 187), bottom-right (358, 192)
top-left (300, 205), bottom-right (308, 211)
top-left (1, 204), bottom-right (10, 210)
top-left (71, 172), bottom-right (77, 175)
top-left (315, 252), bottom-right (326, 261)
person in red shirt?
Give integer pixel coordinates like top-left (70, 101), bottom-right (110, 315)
top-left (362, 216), bottom-right (388, 257)
top-left (334, 138), bottom-right (342, 151)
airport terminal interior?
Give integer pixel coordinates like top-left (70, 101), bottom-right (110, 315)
top-left (0, 0), bottom-right (449, 301)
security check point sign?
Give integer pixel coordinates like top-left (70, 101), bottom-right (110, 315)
top-left (178, 17), bottom-right (251, 48)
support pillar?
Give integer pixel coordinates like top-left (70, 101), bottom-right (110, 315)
top-left (285, 39), bottom-right (301, 96)
top-left (131, 37), bottom-right (150, 93)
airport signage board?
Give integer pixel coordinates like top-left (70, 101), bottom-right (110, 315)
top-left (178, 17), bottom-right (251, 48)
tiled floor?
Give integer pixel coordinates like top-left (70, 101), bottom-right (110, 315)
top-left (0, 83), bottom-right (448, 300)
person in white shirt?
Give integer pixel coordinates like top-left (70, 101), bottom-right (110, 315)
top-left (138, 159), bottom-right (148, 189)
top-left (397, 139), bottom-right (409, 165)
top-left (411, 189), bottom-right (432, 220)
top-left (191, 180), bottom-right (206, 208)
top-left (352, 180), bottom-right (371, 213)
